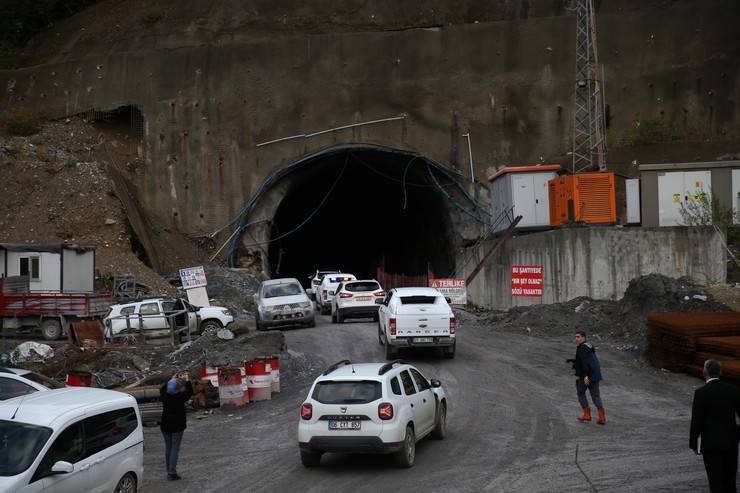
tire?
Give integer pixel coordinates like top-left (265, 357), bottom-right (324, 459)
top-left (431, 401), bottom-right (447, 440)
top-left (114, 472), bottom-right (137, 493)
top-left (255, 314), bottom-right (265, 331)
top-left (444, 344), bottom-right (456, 359)
top-left (321, 305), bottom-right (330, 316)
top-left (385, 342), bottom-right (398, 360)
top-left (300, 450), bottom-right (322, 467)
top-left (306, 318), bottom-right (316, 328)
top-left (336, 310), bottom-right (344, 324)
top-left (372, 314), bottom-right (379, 322)
top-left (394, 425), bottom-right (416, 468)
top-left (40, 319), bottom-right (63, 341)
top-left (200, 319), bottom-right (222, 334)
top-left (378, 324), bottom-right (384, 345)
top-left (331, 309), bottom-right (337, 323)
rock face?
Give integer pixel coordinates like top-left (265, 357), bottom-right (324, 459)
top-left (1, 0), bottom-right (737, 244)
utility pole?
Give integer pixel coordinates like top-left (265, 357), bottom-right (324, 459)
top-left (572, 0), bottom-right (606, 173)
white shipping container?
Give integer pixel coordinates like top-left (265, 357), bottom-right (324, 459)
top-left (489, 165), bottom-right (560, 234)
top-left (657, 170), bottom-right (711, 226)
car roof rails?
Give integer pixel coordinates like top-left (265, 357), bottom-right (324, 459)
top-left (322, 360), bottom-right (352, 376)
top-left (378, 360), bottom-right (407, 375)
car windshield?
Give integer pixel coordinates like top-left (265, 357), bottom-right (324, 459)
top-left (0, 420), bottom-right (52, 476)
top-left (20, 372), bottom-right (64, 390)
top-left (345, 282), bottom-right (380, 293)
top-left (400, 295), bottom-right (439, 304)
top-left (312, 380), bottom-right (382, 404)
top-left (264, 283), bottom-right (302, 298)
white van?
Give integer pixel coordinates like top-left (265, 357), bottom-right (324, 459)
top-left (0, 387), bottom-right (144, 492)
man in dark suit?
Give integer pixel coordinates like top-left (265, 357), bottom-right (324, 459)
top-left (690, 359), bottom-right (740, 492)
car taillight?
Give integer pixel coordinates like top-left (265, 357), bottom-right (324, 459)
top-left (450, 316), bottom-right (456, 334)
top-left (378, 402), bottom-right (394, 420)
top-left (373, 290), bottom-right (386, 297)
top-left (389, 318), bottom-right (396, 336)
top-left (323, 290), bottom-right (327, 300)
top-left (339, 292), bottom-right (353, 298)
top-left (301, 403), bottom-right (313, 420)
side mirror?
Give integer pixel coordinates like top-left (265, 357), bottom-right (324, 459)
top-left (374, 298), bottom-right (384, 305)
top-left (430, 379), bottom-right (442, 388)
top-left (252, 293), bottom-right (259, 302)
top-left (51, 461), bottom-right (74, 474)
top-left (445, 297), bottom-right (452, 304)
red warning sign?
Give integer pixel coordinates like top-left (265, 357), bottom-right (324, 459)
top-left (511, 265), bottom-right (543, 297)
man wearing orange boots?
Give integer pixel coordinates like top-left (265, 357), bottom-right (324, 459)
top-left (569, 330), bottom-right (606, 425)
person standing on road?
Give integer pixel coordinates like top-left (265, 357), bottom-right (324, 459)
top-left (160, 371), bottom-right (194, 481)
top-left (570, 330), bottom-right (606, 425)
top-left (690, 359), bottom-right (740, 493)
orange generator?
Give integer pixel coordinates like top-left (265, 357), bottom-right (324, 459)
top-left (548, 172), bottom-right (616, 226)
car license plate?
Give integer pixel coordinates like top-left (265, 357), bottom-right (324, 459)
top-left (328, 420), bottom-right (361, 430)
top-left (355, 296), bottom-right (371, 301)
top-left (414, 337), bottom-right (433, 343)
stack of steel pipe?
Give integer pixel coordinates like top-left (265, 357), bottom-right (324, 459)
top-left (646, 312), bottom-right (740, 373)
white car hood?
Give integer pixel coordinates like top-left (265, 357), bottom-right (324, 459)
top-left (262, 294), bottom-right (309, 307)
top-left (0, 475), bottom-right (27, 491)
top-left (198, 305), bottom-right (232, 318)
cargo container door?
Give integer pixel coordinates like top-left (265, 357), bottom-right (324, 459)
top-left (532, 173), bottom-right (551, 226)
top-left (512, 174), bottom-right (535, 227)
top-left (657, 171), bottom-right (684, 226)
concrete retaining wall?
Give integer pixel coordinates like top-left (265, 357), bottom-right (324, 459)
top-left (463, 226), bottom-right (726, 309)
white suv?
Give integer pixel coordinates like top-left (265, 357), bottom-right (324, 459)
top-left (307, 269), bottom-right (340, 301)
top-left (298, 360), bottom-right (448, 468)
top-left (331, 280), bottom-right (385, 323)
top-left (316, 274), bottom-right (356, 315)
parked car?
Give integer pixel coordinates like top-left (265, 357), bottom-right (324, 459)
top-left (377, 287), bottom-right (456, 359)
top-left (254, 278), bottom-right (315, 330)
top-left (0, 387), bottom-right (144, 492)
top-left (0, 367), bottom-right (64, 400)
top-left (298, 359), bottom-right (448, 468)
top-left (316, 274), bottom-right (357, 315)
top-left (103, 297), bottom-right (234, 339)
top-left (307, 269), bottom-right (341, 301)
top-left (331, 280), bottom-right (385, 323)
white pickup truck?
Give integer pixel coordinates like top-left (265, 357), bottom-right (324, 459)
top-left (377, 287), bottom-right (456, 359)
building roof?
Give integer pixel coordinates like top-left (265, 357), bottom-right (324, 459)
top-left (0, 243), bottom-right (96, 254)
top-left (0, 387), bottom-right (135, 427)
top-left (487, 164), bottom-right (562, 182)
top-left (638, 160), bottom-right (740, 172)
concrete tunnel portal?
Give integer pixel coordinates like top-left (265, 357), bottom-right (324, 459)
top-left (266, 148), bottom-right (458, 283)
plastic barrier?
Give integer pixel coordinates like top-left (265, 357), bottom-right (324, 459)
top-left (218, 367), bottom-right (249, 409)
top-left (199, 364), bottom-right (221, 387)
top-left (268, 355), bottom-right (280, 393)
top-left (245, 360), bottom-right (272, 401)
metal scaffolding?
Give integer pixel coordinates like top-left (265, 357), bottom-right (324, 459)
top-left (572, 0), bottom-right (606, 173)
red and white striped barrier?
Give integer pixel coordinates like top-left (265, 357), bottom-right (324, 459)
top-left (268, 356), bottom-right (280, 393)
top-left (218, 367), bottom-right (249, 409)
top-left (199, 364), bottom-right (221, 387)
top-left (245, 360), bottom-right (272, 402)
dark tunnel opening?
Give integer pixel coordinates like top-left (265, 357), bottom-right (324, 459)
top-left (268, 149), bottom-right (456, 285)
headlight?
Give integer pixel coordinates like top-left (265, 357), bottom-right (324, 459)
top-left (221, 309), bottom-right (231, 316)
top-left (264, 306), bottom-right (276, 313)
top-left (300, 301), bottom-right (311, 309)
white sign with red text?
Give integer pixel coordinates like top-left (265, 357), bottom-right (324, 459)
top-left (429, 278), bottom-right (467, 305)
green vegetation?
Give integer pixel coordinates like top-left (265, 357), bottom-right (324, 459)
top-left (0, 106), bottom-right (40, 136)
top-left (142, 3), bottom-right (163, 24)
top-left (625, 116), bottom-right (671, 145)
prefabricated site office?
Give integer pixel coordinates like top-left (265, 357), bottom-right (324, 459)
top-left (0, 243), bottom-right (95, 292)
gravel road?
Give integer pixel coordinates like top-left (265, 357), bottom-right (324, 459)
top-left (142, 309), bottom-right (711, 492)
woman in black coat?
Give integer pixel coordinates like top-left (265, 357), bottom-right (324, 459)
top-left (160, 372), bottom-right (193, 481)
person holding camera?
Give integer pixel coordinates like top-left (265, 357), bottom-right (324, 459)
top-left (567, 330), bottom-right (606, 425)
top-left (160, 371), bottom-right (194, 481)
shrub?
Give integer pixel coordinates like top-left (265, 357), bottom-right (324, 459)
top-left (0, 106), bottom-right (40, 136)
top-left (626, 117), bottom-right (670, 145)
top-left (142, 3), bottom-right (163, 24)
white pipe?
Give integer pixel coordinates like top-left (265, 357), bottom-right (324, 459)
top-left (462, 133), bottom-right (474, 183)
top-left (256, 115), bottom-right (406, 147)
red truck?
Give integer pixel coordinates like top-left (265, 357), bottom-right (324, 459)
top-left (0, 278), bottom-right (112, 340)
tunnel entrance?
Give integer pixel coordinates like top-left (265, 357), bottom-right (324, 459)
top-left (268, 148), bottom-right (456, 283)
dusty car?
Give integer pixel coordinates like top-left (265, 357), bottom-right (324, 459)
top-left (254, 278), bottom-right (315, 330)
top-left (0, 367), bottom-right (64, 401)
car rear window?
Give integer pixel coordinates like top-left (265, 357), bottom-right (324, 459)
top-left (264, 283), bottom-right (302, 298)
top-left (345, 282), bottom-right (380, 292)
top-left (400, 296), bottom-right (439, 305)
top-left (312, 380), bottom-right (382, 404)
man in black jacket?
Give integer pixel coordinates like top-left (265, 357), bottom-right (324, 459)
top-left (160, 371), bottom-right (194, 481)
top-left (690, 359), bottom-right (740, 492)
top-left (569, 330), bottom-right (606, 424)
